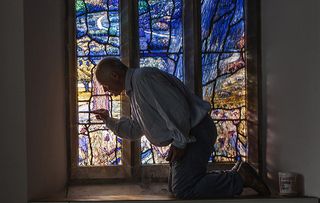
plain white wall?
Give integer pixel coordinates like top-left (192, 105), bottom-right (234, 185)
top-left (0, 0), bottom-right (28, 202)
top-left (262, 0), bottom-right (320, 197)
top-left (24, 0), bottom-right (68, 200)
top-left (0, 0), bottom-right (68, 200)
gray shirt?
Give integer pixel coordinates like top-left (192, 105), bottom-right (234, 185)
top-left (105, 67), bottom-right (210, 149)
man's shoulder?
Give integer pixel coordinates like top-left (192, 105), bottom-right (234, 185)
top-left (132, 67), bottom-right (164, 80)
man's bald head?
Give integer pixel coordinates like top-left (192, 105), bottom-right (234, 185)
top-left (95, 57), bottom-right (128, 96)
top-left (95, 57), bottom-right (127, 83)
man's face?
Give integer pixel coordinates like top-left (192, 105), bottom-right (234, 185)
top-left (99, 74), bottom-right (123, 96)
top-left (100, 81), bottom-right (122, 96)
top-left (96, 64), bottom-right (125, 96)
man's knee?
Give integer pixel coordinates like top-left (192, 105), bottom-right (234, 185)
top-left (172, 183), bottom-right (193, 199)
top-left (172, 187), bottom-right (187, 199)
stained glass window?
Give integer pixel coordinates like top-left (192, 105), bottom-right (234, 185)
top-left (138, 0), bottom-right (183, 164)
top-left (73, 0), bottom-right (253, 168)
top-left (201, 0), bottom-right (247, 162)
top-left (76, 0), bottom-right (122, 166)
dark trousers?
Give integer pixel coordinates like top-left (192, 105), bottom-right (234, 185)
top-left (169, 115), bottom-right (243, 199)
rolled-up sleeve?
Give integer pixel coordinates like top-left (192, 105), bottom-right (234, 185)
top-left (105, 117), bottom-right (143, 140)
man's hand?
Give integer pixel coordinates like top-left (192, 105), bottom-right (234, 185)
top-left (166, 145), bottom-right (187, 163)
top-left (92, 109), bottom-right (110, 122)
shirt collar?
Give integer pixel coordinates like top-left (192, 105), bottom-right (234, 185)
top-left (125, 68), bottom-right (135, 95)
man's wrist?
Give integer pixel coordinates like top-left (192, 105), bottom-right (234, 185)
top-left (105, 117), bottom-right (117, 132)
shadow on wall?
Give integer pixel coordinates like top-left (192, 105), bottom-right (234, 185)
top-left (265, 76), bottom-right (305, 197)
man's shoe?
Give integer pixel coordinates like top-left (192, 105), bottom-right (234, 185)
top-left (237, 162), bottom-right (271, 196)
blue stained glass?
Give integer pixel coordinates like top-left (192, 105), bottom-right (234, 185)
top-left (109, 0), bottom-right (119, 10)
top-left (202, 54), bottom-right (219, 85)
top-left (201, 0), bottom-right (218, 35)
top-left (201, 0), bottom-right (247, 162)
top-left (140, 54), bottom-right (183, 80)
top-left (202, 52), bottom-right (245, 85)
top-left (139, 0), bottom-right (183, 164)
top-left (139, 0), bottom-right (183, 66)
top-left (76, 15), bottom-right (87, 38)
top-left (231, 0), bottom-right (244, 25)
top-left (87, 12), bottom-right (110, 44)
top-left (203, 13), bottom-right (234, 52)
top-left (79, 134), bottom-right (89, 153)
top-left (224, 20), bottom-right (245, 51)
top-left (109, 11), bottom-right (120, 36)
top-left (215, 0), bottom-right (236, 20)
top-left (201, 0), bottom-right (244, 52)
top-left (141, 149), bottom-right (152, 163)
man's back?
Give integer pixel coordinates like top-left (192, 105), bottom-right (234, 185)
top-left (125, 67), bottom-right (210, 148)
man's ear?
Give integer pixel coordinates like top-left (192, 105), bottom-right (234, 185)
top-left (111, 71), bottom-right (119, 80)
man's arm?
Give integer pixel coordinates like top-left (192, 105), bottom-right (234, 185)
top-left (93, 109), bottom-right (143, 140)
top-left (106, 116), bottom-right (143, 140)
